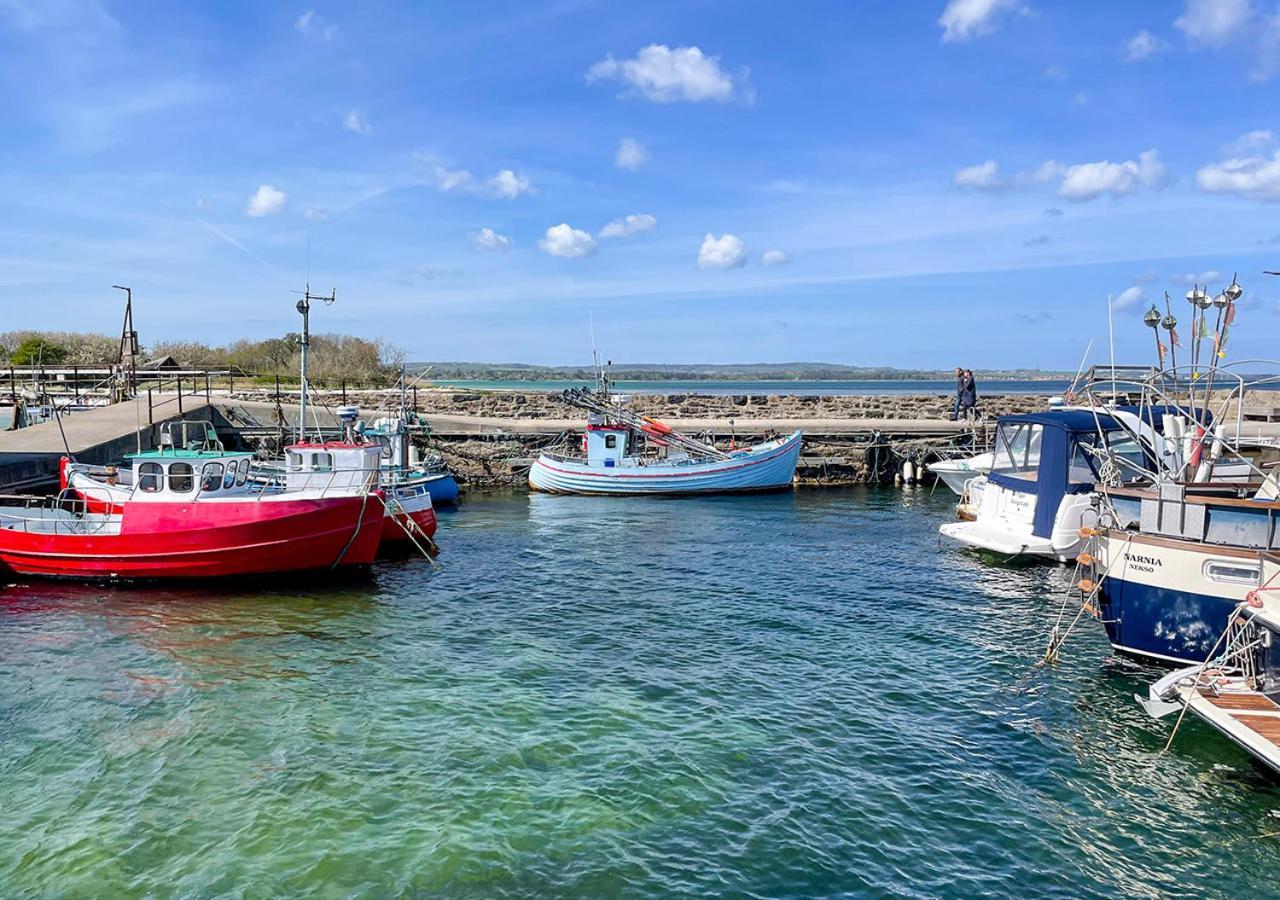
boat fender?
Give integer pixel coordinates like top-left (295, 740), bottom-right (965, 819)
top-left (580, 434), bottom-right (588, 453)
top-left (902, 461), bottom-right (914, 484)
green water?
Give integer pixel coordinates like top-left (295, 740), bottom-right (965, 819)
top-left (3, 489), bottom-right (1279, 897)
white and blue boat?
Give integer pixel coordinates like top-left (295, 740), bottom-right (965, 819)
top-left (528, 388), bottom-right (802, 496)
top-left (363, 415), bottom-right (459, 506)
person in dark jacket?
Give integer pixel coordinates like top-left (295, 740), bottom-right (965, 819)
top-left (958, 369), bottom-right (978, 420)
top-left (950, 367), bottom-right (964, 420)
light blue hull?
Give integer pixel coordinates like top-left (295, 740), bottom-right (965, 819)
top-left (528, 431), bottom-right (803, 496)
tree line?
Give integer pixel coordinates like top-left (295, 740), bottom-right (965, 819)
top-left (0, 330), bottom-right (404, 384)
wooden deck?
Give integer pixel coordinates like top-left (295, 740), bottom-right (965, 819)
top-left (1191, 688), bottom-right (1280, 768)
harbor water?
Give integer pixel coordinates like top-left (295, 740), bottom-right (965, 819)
top-left (3, 489), bottom-right (1280, 896)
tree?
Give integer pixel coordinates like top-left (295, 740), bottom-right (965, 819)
top-left (10, 337), bottom-right (68, 366)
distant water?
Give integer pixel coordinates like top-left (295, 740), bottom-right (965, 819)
top-left (431, 378), bottom-right (1075, 396)
top-left (4, 490), bottom-right (1280, 896)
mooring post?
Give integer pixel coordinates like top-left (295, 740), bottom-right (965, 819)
top-left (413, 385), bottom-right (418, 410)
top-left (177, 378), bottom-right (183, 415)
top-left (147, 388), bottom-right (153, 426)
top-left (205, 374), bottom-right (211, 404)
top-left (342, 379), bottom-right (347, 404)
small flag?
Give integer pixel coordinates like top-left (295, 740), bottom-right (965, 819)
top-left (1225, 302), bottom-right (1237, 326)
top-left (1170, 328), bottom-right (1181, 347)
top-left (1157, 341), bottom-right (1167, 361)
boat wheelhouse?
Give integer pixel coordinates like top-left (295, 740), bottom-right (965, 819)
top-left (940, 410), bottom-right (1155, 561)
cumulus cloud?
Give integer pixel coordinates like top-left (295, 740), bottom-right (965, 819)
top-left (615, 136), bottom-right (649, 170)
top-left (489, 169), bottom-right (531, 199)
top-left (587, 44), bottom-right (749, 103)
top-left (698, 233), bottom-right (747, 269)
top-left (1175, 0), bottom-right (1251, 47)
top-left (1113, 286), bottom-right (1146, 310)
top-left (539, 224), bottom-right (597, 258)
top-left (938, 0), bottom-right (1025, 42)
top-left (471, 227), bottom-right (512, 252)
top-left (599, 213), bottom-right (657, 238)
top-left (434, 166), bottom-right (532, 198)
top-left (1196, 150), bottom-right (1280, 201)
top-left (1124, 29), bottom-right (1169, 61)
top-left (343, 108), bottom-right (370, 135)
top-left (954, 152), bottom-right (1169, 201)
top-left (295, 9), bottom-right (339, 41)
top-left (761, 250), bottom-right (791, 266)
top-left (952, 160), bottom-right (1008, 192)
top-left (246, 184), bottom-right (286, 217)
top-left (1058, 150), bottom-right (1170, 201)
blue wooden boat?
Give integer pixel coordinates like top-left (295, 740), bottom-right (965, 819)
top-left (529, 426), bottom-right (802, 495)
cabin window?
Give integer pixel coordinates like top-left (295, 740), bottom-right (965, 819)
top-left (1103, 430), bottom-right (1148, 480)
top-left (287, 451), bottom-right (303, 471)
top-left (223, 464), bottom-right (236, 489)
top-left (1068, 438), bottom-right (1101, 484)
top-left (1204, 561), bottom-right (1260, 586)
top-left (311, 452), bottom-right (333, 472)
top-left (201, 462), bottom-right (224, 492)
top-left (235, 458), bottom-right (250, 486)
top-left (168, 462), bottom-right (194, 493)
top-left (605, 435), bottom-right (618, 449)
top-left (138, 462), bottom-right (163, 493)
top-left (992, 424), bottom-right (1042, 476)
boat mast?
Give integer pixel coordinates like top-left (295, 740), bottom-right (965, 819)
top-left (112, 285), bottom-right (138, 400)
top-left (294, 283), bottom-right (336, 443)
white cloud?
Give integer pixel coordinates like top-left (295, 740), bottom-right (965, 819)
top-left (539, 224), bottom-right (597, 259)
top-left (1113, 286), bottom-right (1145, 310)
top-left (587, 44), bottom-right (748, 103)
top-left (1058, 150), bottom-right (1170, 201)
top-left (599, 213), bottom-right (657, 239)
top-left (301, 206), bottom-right (328, 221)
top-left (1225, 129), bottom-right (1274, 154)
top-left (343, 108), bottom-right (371, 136)
top-left (246, 184), bottom-right (286, 217)
top-left (761, 250), bottom-right (791, 266)
top-left (1174, 0), bottom-right (1251, 47)
top-left (615, 137), bottom-right (649, 170)
top-left (295, 9), bottom-right (339, 41)
top-left (489, 169), bottom-right (531, 199)
top-left (698, 233), bottom-right (747, 269)
top-left (435, 166), bottom-right (473, 192)
top-left (1172, 270), bottom-right (1224, 285)
top-left (434, 166), bottom-right (532, 198)
top-left (1124, 29), bottom-right (1169, 61)
top-left (1196, 150), bottom-right (1280, 200)
top-left (1043, 64), bottom-right (1069, 82)
top-left (472, 227), bottom-right (512, 251)
top-left (938, 0), bottom-right (1024, 42)
top-left (952, 160), bottom-right (1008, 191)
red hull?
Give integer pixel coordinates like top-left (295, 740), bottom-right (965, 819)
top-left (380, 506), bottom-right (437, 544)
top-left (0, 495), bottom-right (384, 581)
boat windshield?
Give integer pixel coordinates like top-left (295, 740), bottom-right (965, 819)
top-left (991, 423), bottom-right (1042, 477)
top-left (1070, 429), bottom-right (1149, 484)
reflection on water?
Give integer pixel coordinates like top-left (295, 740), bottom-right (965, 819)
top-left (3, 486), bottom-right (1280, 897)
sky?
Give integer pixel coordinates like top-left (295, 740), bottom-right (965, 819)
top-left (2, 0), bottom-right (1279, 369)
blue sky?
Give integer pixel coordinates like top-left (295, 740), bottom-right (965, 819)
top-left (2, 0), bottom-right (1279, 368)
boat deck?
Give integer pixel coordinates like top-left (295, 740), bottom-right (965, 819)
top-left (1187, 686), bottom-right (1280, 773)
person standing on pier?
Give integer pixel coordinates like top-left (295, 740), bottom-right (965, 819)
top-left (950, 367), bottom-right (965, 420)
top-left (958, 369), bottom-right (978, 421)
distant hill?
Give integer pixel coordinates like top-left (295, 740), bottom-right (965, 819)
top-left (408, 362), bottom-right (1071, 382)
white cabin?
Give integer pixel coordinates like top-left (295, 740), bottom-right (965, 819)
top-left (284, 443), bottom-right (382, 492)
top-left (585, 425), bottom-right (630, 467)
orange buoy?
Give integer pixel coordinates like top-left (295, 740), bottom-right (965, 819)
top-left (643, 418), bottom-right (673, 435)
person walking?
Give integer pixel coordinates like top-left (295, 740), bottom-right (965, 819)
top-left (958, 369), bottom-right (978, 421)
top-left (950, 367), bottom-right (964, 420)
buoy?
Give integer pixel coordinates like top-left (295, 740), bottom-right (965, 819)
top-left (643, 418), bottom-right (673, 435)
top-left (902, 460), bottom-right (915, 484)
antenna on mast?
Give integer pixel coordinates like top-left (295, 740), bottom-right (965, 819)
top-left (113, 285), bottom-right (138, 399)
top-left (291, 282), bottom-right (336, 443)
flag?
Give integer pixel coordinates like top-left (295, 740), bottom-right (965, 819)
top-left (1157, 341), bottom-right (1167, 361)
top-left (1225, 302), bottom-right (1237, 326)
top-left (1170, 327), bottom-right (1181, 347)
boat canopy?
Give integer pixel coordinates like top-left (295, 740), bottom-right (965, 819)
top-left (987, 410), bottom-right (1153, 538)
